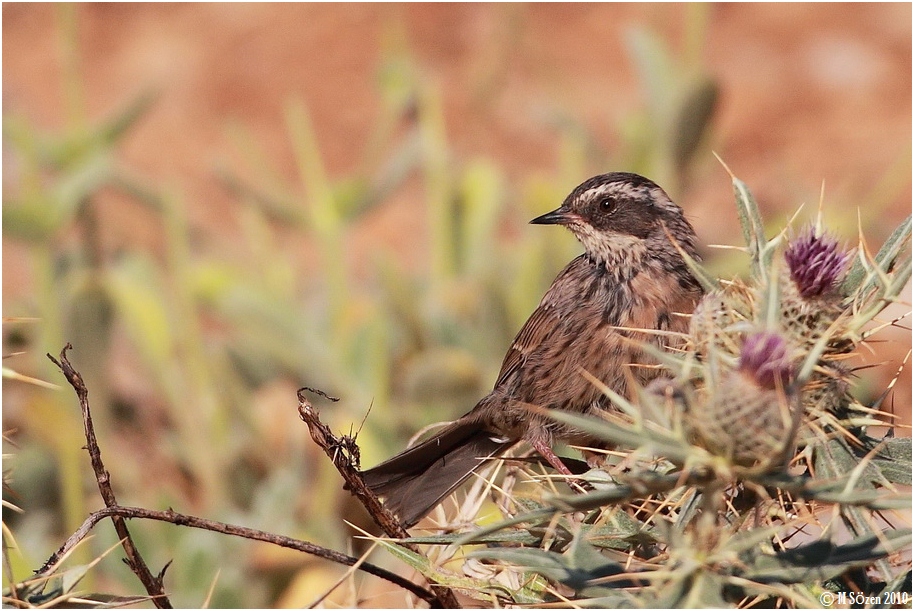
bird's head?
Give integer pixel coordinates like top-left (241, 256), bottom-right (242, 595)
top-left (530, 172), bottom-right (696, 265)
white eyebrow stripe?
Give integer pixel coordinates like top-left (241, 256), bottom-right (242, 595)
top-left (581, 186), bottom-right (612, 199)
top-left (579, 183), bottom-right (645, 204)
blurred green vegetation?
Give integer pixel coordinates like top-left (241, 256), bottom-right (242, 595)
top-left (2, 5), bottom-right (908, 608)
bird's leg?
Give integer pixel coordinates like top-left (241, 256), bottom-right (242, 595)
top-left (530, 439), bottom-right (574, 476)
top-left (530, 439), bottom-right (592, 497)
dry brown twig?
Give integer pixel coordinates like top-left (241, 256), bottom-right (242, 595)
top-left (38, 505), bottom-right (437, 605)
top-left (297, 387), bottom-right (461, 609)
top-left (38, 344), bottom-right (439, 608)
top-left (296, 387), bottom-right (411, 540)
top-left (46, 344), bottom-right (172, 609)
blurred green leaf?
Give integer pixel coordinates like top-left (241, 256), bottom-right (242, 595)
top-left (43, 90), bottom-right (155, 170)
top-left (473, 537), bottom-right (636, 599)
top-left (654, 570), bottom-right (730, 609)
top-left (104, 255), bottom-right (175, 375)
top-left (459, 159), bottom-right (503, 276)
top-left (286, 100), bottom-right (337, 233)
top-left (625, 28), bottom-right (674, 125)
top-left (672, 77), bottom-right (718, 174)
top-left (741, 529), bottom-right (911, 584)
top-left (3, 157), bottom-right (111, 243)
top-left (3, 197), bottom-right (66, 243)
top-left (417, 82), bottom-right (455, 286)
top-left (90, 89), bottom-right (158, 154)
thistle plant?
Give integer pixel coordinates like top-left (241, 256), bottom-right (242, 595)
top-left (692, 330), bottom-right (798, 469)
top-left (381, 172), bottom-right (911, 608)
top-left (785, 227), bottom-right (852, 301)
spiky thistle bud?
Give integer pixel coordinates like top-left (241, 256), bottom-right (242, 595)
top-left (779, 227), bottom-right (854, 361)
top-left (784, 227), bottom-right (851, 300)
top-left (738, 330), bottom-right (794, 390)
top-left (689, 280), bottom-right (755, 360)
top-left (692, 331), bottom-right (797, 468)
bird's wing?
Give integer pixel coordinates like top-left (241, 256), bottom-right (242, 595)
top-left (493, 300), bottom-right (562, 389)
top-left (493, 255), bottom-right (589, 389)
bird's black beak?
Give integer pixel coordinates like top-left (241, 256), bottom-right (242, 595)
top-left (530, 206), bottom-right (578, 225)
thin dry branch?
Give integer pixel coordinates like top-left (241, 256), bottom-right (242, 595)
top-left (296, 387), bottom-right (409, 539)
top-left (40, 346), bottom-right (442, 607)
top-left (297, 387), bottom-right (461, 609)
top-left (37, 505), bottom-right (438, 606)
top-left (46, 344), bottom-right (172, 609)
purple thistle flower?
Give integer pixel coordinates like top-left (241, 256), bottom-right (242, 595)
top-left (784, 228), bottom-right (851, 299)
top-left (739, 331), bottom-right (794, 390)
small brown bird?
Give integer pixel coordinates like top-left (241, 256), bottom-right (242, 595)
top-left (362, 172), bottom-right (703, 527)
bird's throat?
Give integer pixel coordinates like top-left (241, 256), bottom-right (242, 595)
top-left (575, 227), bottom-right (648, 280)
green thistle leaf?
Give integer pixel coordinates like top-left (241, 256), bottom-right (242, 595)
top-left (731, 175), bottom-right (769, 273)
top-left (843, 214), bottom-right (912, 295)
top-left (741, 529), bottom-right (911, 584)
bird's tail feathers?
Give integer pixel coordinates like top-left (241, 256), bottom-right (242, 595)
top-left (361, 421), bottom-right (514, 527)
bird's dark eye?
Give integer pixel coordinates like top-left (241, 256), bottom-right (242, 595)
top-left (598, 197), bottom-right (614, 211)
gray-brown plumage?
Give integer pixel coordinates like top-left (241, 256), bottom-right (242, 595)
top-left (362, 172), bottom-right (703, 527)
